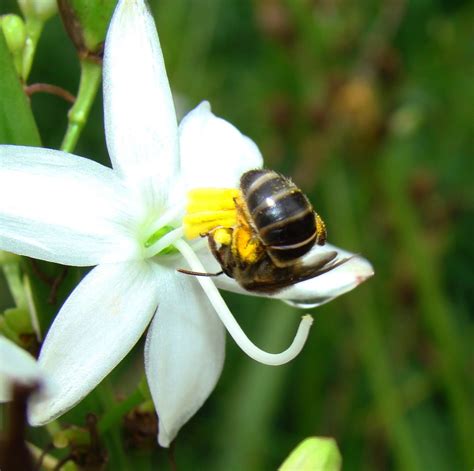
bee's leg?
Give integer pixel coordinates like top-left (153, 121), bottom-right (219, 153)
top-left (176, 232), bottom-right (224, 277)
top-left (177, 228), bottom-right (233, 278)
top-left (177, 268), bottom-right (224, 277)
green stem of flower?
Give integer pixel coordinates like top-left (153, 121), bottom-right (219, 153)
top-left (98, 387), bottom-right (144, 435)
top-left (27, 442), bottom-right (75, 471)
top-left (45, 420), bottom-right (62, 437)
top-left (21, 18), bottom-right (44, 82)
top-left (95, 380), bottom-right (129, 470)
top-left (60, 59), bottom-right (102, 153)
top-left (2, 262), bottom-right (27, 309)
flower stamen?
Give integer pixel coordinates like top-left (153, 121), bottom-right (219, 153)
top-left (173, 239), bottom-right (314, 366)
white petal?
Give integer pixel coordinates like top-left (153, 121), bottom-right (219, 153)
top-left (103, 0), bottom-right (178, 206)
top-left (179, 101), bottom-right (263, 189)
top-left (280, 244), bottom-right (374, 308)
top-left (29, 261), bottom-right (160, 425)
top-left (0, 146), bottom-right (139, 266)
top-left (0, 336), bottom-right (42, 402)
top-left (196, 243), bottom-right (374, 308)
top-left (144, 264), bottom-right (225, 447)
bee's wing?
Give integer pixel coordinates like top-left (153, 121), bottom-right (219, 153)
top-left (240, 251), bottom-right (351, 294)
top-left (299, 250), bottom-right (338, 269)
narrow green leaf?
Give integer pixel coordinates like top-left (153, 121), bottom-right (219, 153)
top-left (0, 29), bottom-right (41, 145)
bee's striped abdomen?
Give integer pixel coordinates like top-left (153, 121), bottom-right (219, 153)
top-left (240, 169), bottom-right (318, 265)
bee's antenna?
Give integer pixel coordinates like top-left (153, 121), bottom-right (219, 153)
top-left (177, 268), bottom-right (224, 277)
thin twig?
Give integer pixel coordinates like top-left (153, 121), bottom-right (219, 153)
top-left (24, 83), bottom-right (76, 104)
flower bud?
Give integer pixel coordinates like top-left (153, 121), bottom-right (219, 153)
top-left (1, 14), bottom-right (26, 55)
top-left (17, 0), bottom-right (57, 22)
top-left (279, 437), bottom-right (342, 471)
top-left (57, 0), bottom-right (116, 60)
top-left (3, 307), bottom-right (34, 336)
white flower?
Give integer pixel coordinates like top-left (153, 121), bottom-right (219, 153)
top-left (0, 336), bottom-right (47, 402)
top-left (0, 0), bottom-right (373, 447)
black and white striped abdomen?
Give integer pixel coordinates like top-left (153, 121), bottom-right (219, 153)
top-left (240, 169), bottom-right (317, 265)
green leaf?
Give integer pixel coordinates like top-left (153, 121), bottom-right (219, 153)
top-left (279, 437), bottom-right (342, 471)
top-left (0, 29), bottom-right (41, 145)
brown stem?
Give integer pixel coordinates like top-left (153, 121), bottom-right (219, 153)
top-left (168, 441), bottom-right (177, 471)
top-left (0, 383), bottom-right (38, 471)
top-left (28, 260), bottom-right (69, 305)
top-left (48, 267), bottom-right (68, 305)
top-left (25, 83), bottom-right (76, 104)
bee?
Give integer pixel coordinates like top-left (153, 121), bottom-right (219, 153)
top-left (181, 169), bottom-right (348, 293)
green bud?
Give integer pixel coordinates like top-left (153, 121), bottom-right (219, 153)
top-left (53, 427), bottom-right (90, 449)
top-left (17, 0), bottom-right (57, 22)
top-left (279, 437), bottom-right (342, 471)
top-left (1, 14), bottom-right (27, 54)
top-left (57, 0), bottom-right (117, 60)
top-left (3, 307), bottom-right (33, 334)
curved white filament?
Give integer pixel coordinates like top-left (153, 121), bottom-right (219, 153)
top-left (173, 239), bottom-right (313, 366)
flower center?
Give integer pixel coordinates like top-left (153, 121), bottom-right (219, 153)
top-left (144, 225), bottom-right (182, 258)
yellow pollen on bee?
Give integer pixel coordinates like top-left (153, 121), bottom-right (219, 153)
top-left (184, 188), bottom-right (240, 239)
top-left (315, 213), bottom-right (327, 244)
top-left (232, 225), bottom-right (264, 264)
top-left (212, 227), bottom-right (232, 245)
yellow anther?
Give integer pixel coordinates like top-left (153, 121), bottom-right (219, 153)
top-left (184, 188), bottom-right (239, 240)
top-left (186, 188), bottom-right (239, 212)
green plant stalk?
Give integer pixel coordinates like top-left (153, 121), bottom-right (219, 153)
top-left (21, 17), bottom-right (44, 81)
top-left (382, 149), bottom-right (474, 467)
top-left (60, 58), bottom-right (102, 153)
top-left (95, 380), bottom-right (129, 471)
top-left (2, 262), bottom-right (27, 308)
top-left (45, 420), bottom-right (62, 437)
top-left (28, 442), bottom-right (79, 471)
top-left (98, 387), bottom-right (144, 435)
top-left (325, 161), bottom-right (422, 471)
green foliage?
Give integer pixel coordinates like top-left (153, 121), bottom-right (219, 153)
top-left (0, 26), bottom-right (40, 145)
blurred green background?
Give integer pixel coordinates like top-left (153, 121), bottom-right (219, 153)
top-left (1, 0), bottom-right (473, 470)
